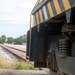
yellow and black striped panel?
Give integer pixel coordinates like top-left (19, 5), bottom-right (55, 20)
top-left (62, 0), bottom-right (71, 10)
top-left (47, 2), bottom-right (54, 17)
top-left (53, 0), bottom-right (61, 14)
top-left (34, 0), bottom-right (40, 8)
top-left (39, 10), bottom-right (44, 23)
top-left (47, 0), bottom-right (71, 17)
top-left (32, 0), bottom-right (72, 26)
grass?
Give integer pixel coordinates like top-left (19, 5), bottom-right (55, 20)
top-left (15, 61), bottom-right (34, 70)
top-left (0, 55), bottom-right (34, 70)
top-left (0, 55), bottom-right (15, 69)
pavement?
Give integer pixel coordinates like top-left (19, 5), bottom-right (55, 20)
top-left (0, 69), bottom-right (49, 75)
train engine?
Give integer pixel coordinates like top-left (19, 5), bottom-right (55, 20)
top-left (27, 0), bottom-right (75, 75)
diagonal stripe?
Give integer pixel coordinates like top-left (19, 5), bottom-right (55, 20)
top-left (39, 10), bottom-right (44, 22)
top-left (50, 1), bottom-right (57, 16)
top-left (53, 0), bottom-right (61, 14)
top-left (38, 12), bottom-right (41, 23)
top-left (33, 15), bottom-right (36, 26)
top-left (45, 4), bottom-right (50, 18)
top-left (36, 12), bottom-right (39, 24)
top-left (58, 0), bottom-right (65, 12)
top-left (62, 0), bottom-right (71, 10)
top-left (42, 6), bottom-right (48, 20)
top-left (41, 8), bottom-right (45, 21)
top-left (47, 2), bottom-right (54, 17)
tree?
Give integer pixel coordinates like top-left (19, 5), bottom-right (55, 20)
top-left (1, 35), bottom-right (6, 39)
top-left (7, 37), bottom-right (14, 44)
top-left (0, 34), bottom-right (27, 44)
top-left (1, 35), bottom-right (6, 43)
top-left (13, 35), bottom-right (27, 45)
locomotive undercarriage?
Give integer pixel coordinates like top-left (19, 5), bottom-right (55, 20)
top-left (46, 8), bottom-right (75, 75)
top-left (27, 8), bottom-right (75, 75)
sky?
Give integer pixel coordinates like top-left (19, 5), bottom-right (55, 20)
top-left (0, 0), bottom-right (37, 38)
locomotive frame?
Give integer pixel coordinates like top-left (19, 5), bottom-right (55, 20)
top-left (27, 0), bottom-right (75, 75)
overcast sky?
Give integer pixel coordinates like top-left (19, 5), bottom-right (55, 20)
top-left (0, 0), bottom-right (37, 38)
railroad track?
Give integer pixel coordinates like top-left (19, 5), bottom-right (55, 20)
top-left (0, 44), bottom-right (26, 61)
top-left (3, 45), bottom-right (26, 53)
top-left (0, 45), bottom-right (53, 74)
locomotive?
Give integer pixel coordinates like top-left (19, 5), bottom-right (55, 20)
top-left (27, 0), bottom-right (75, 75)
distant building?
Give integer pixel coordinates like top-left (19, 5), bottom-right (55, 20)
top-left (4, 38), bottom-right (8, 44)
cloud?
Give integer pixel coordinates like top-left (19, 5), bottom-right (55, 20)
top-left (0, 0), bottom-right (37, 37)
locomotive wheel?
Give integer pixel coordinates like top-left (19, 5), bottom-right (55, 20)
top-left (47, 50), bottom-right (58, 75)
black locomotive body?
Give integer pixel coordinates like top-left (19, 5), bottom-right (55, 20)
top-left (27, 0), bottom-right (75, 75)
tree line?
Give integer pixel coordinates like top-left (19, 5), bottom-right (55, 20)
top-left (0, 35), bottom-right (26, 45)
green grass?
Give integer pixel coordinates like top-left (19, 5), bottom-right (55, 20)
top-left (0, 55), bottom-right (34, 70)
top-left (15, 61), bottom-right (34, 70)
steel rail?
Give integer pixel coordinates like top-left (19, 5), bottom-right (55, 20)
top-left (4, 45), bottom-right (26, 53)
top-left (0, 44), bottom-right (26, 61)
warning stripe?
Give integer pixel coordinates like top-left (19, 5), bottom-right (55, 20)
top-left (33, 15), bottom-right (36, 26)
top-left (62, 0), bottom-right (71, 10)
top-left (39, 10), bottom-right (44, 23)
top-left (53, 0), bottom-right (61, 14)
top-left (32, 0), bottom-right (71, 26)
top-left (36, 12), bottom-right (39, 24)
top-left (47, 2), bottom-right (54, 17)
